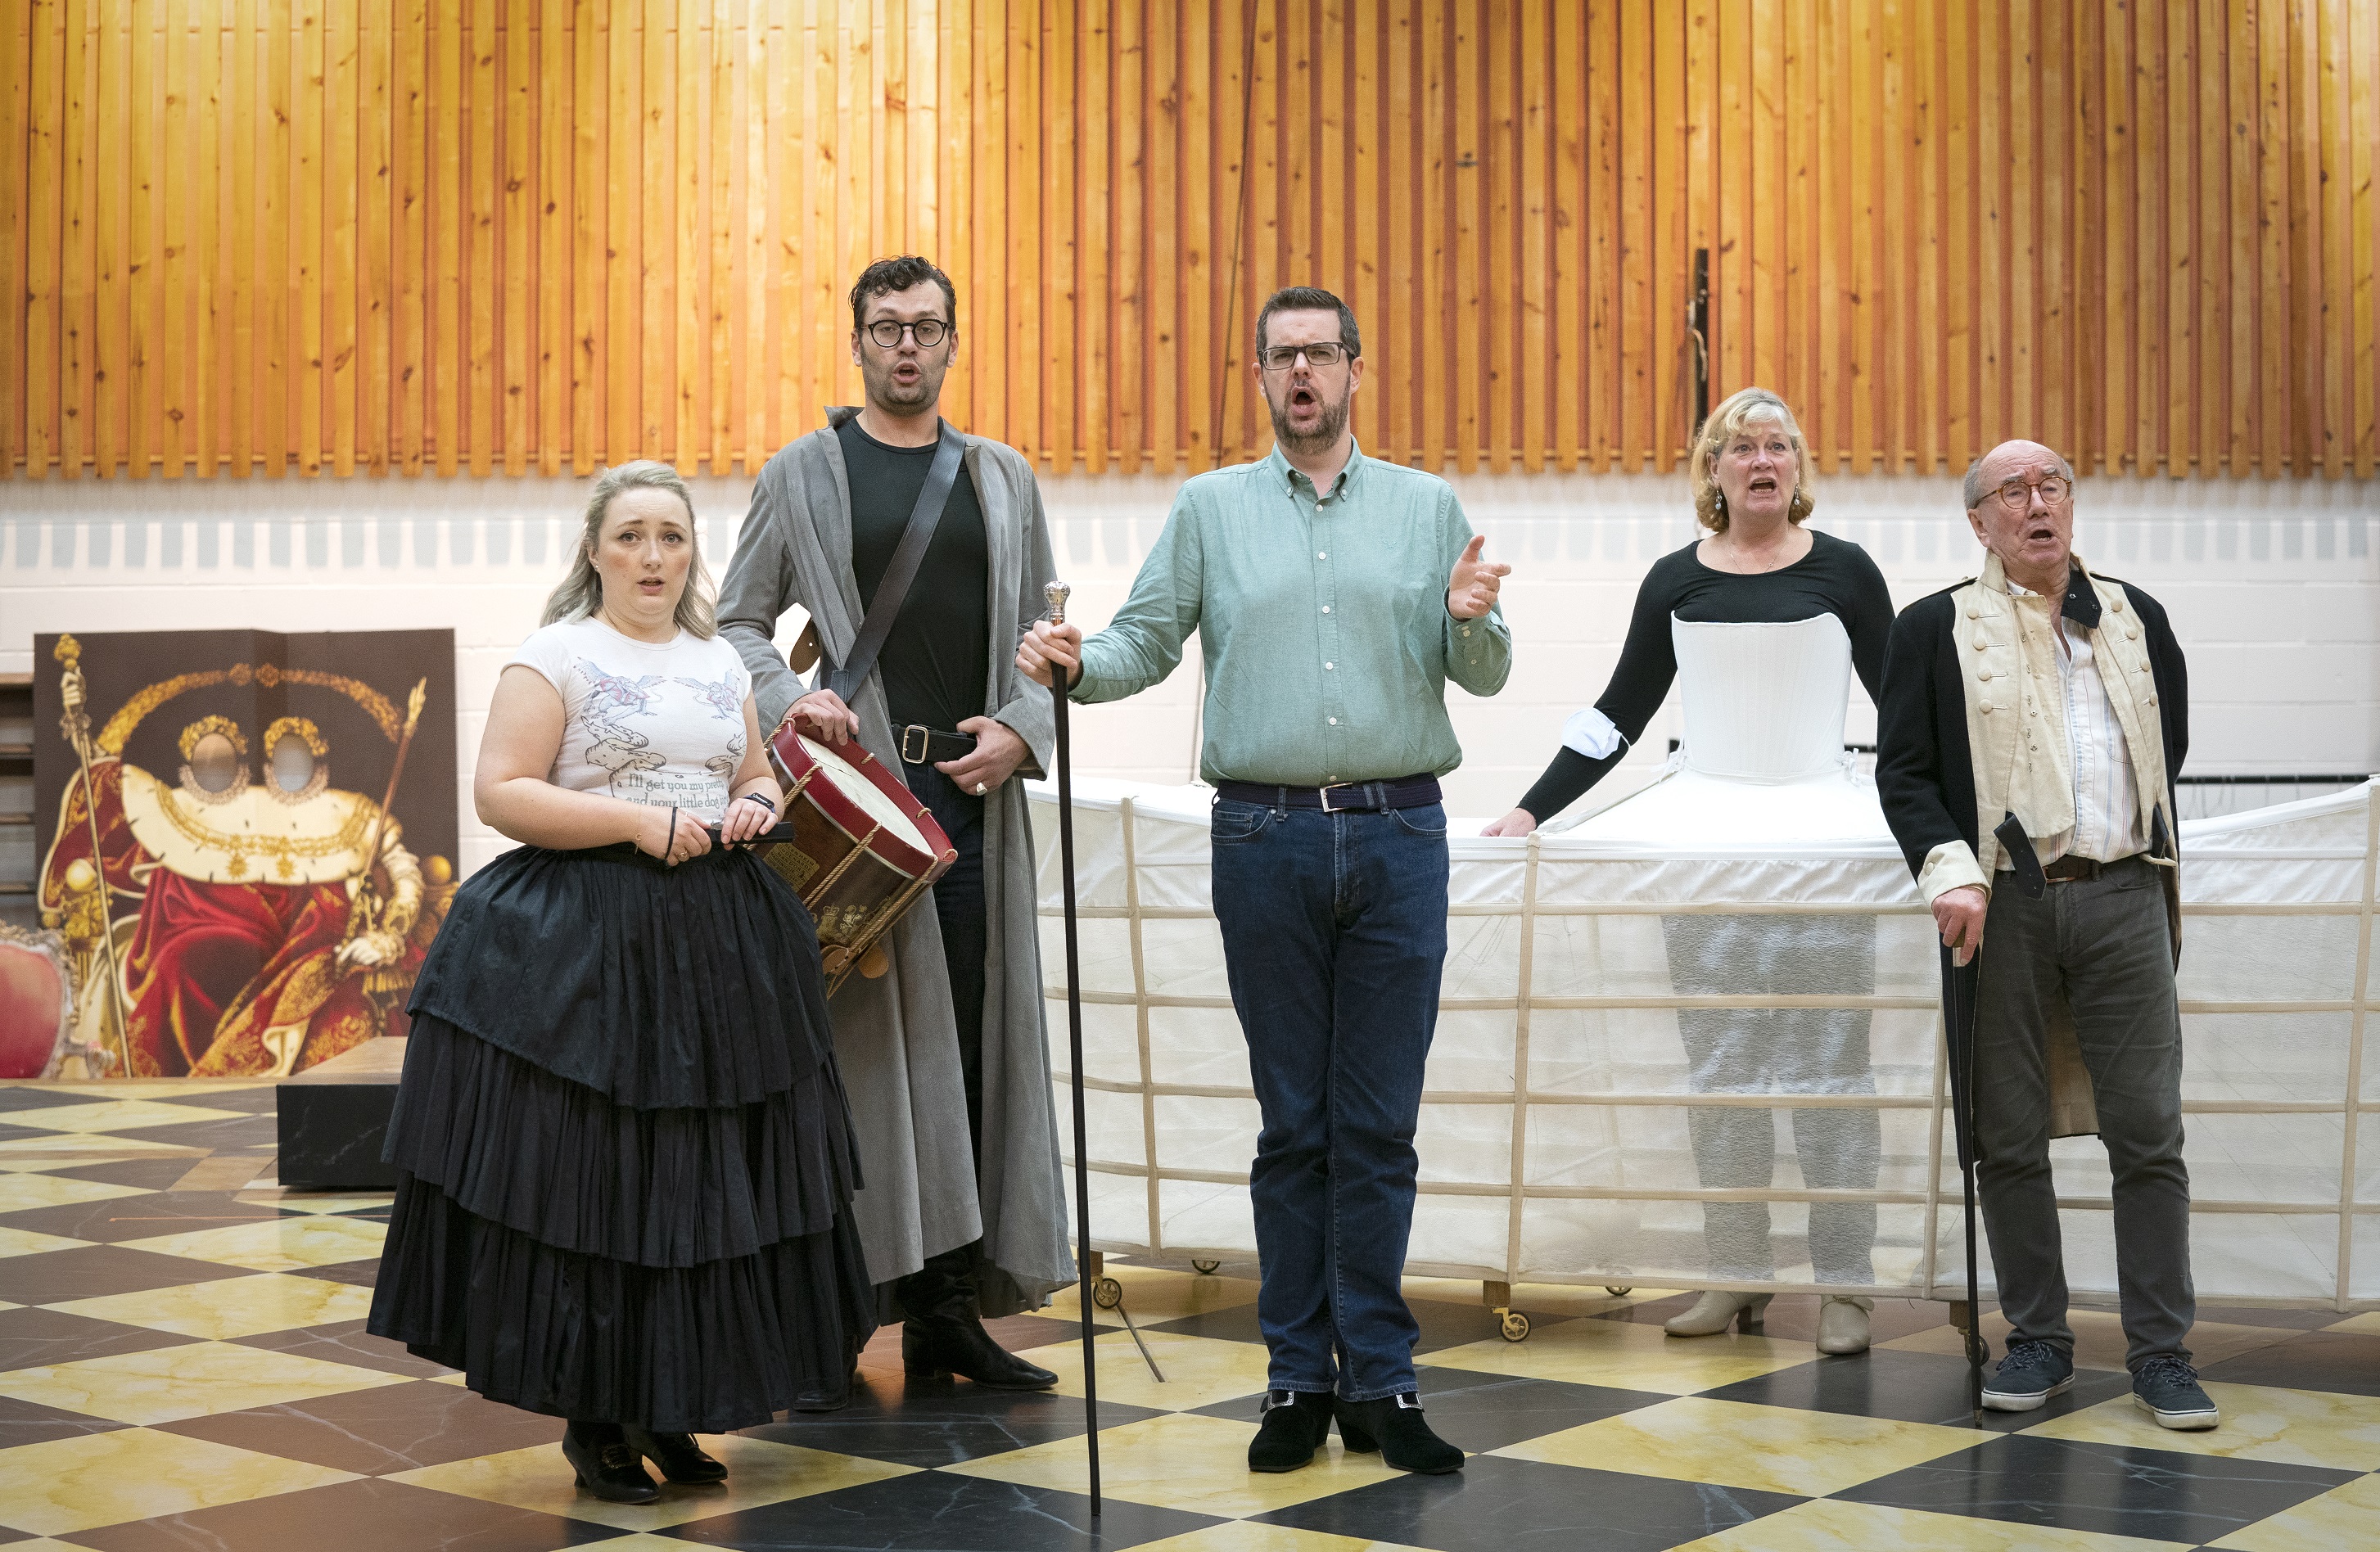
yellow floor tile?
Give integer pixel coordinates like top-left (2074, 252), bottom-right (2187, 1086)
top-left (2023, 1382), bottom-right (2380, 1474)
top-left (0, 1175), bottom-right (151, 1213)
top-left (0, 1426), bottom-right (355, 1536)
top-left (2207, 1469), bottom-right (2380, 1550)
top-left (1493, 1395), bottom-right (1976, 1499)
top-left (0, 1338), bottom-right (406, 1425)
top-left (2324, 1311), bottom-right (2380, 1335)
top-left (1425, 1311), bottom-right (1813, 1396)
top-left (1045, 1263), bottom-right (1262, 1328)
top-left (0, 1226), bottom-right (93, 1257)
top-left (50, 1271), bottom-right (377, 1339)
top-left (236, 1191), bottom-right (395, 1216)
top-left (1879, 1312), bottom-right (2294, 1374)
top-left (391, 1434), bottom-right (915, 1532)
top-left (1016, 1327), bottom-right (1278, 1413)
top-left (1676, 1498), bottom-right (2194, 1551)
top-left (117, 1212), bottom-right (386, 1270)
top-left (0, 1099), bottom-right (248, 1134)
top-left (11, 1081), bottom-right (264, 1099)
top-left (944, 1410), bottom-right (1403, 1519)
top-left (0, 1135), bottom-right (196, 1157)
top-left (1120, 1523), bottom-right (1436, 1551)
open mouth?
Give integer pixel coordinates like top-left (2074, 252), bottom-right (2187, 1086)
top-left (2025, 521), bottom-right (2059, 544)
top-left (638, 578), bottom-right (666, 595)
top-left (1289, 385), bottom-right (1318, 412)
top-left (1748, 474), bottom-right (1778, 496)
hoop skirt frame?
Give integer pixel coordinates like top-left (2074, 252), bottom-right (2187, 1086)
top-left (367, 841), bottom-right (876, 1432)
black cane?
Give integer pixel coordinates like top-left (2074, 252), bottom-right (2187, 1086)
top-left (1045, 580), bottom-right (1101, 1519)
top-left (1944, 948), bottom-right (1988, 1427)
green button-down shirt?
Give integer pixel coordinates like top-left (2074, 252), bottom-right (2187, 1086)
top-left (1072, 442), bottom-right (1512, 786)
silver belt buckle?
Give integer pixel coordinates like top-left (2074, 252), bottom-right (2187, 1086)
top-left (899, 724), bottom-right (932, 764)
top-left (1319, 781), bottom-right (1365, 813)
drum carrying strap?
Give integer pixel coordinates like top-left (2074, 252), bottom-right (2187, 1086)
top-left (823, 424), bottom-right (967, 706)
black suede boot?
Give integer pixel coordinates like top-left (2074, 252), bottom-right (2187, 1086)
top-left (899, 1244), bottom-right (1059, 1391)
top-left (1247, 1390), bottom-right (1336, 1473)
top-left (1334, 1393), bottom-right (1464, 1474)
top-left (621, 1424), bottom-right (727, 1484)
top-left (561, 1421), bottom-right (660, 1504)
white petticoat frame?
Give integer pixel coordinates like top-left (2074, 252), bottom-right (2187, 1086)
top-left (1030, 778), bottom-right (2380, 1309)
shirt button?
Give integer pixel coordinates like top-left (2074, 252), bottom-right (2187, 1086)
top-left (1328, 717), bottom-right (1338, 725)
top-left (1316, 551), bottom-right (1326, 559)
top-left (1325, 662), bottom-right (1335, 670)
top-left (1461, 626), bottom-right (1471, 637)
top-left (1321, 606), bottom-right (1331, 614)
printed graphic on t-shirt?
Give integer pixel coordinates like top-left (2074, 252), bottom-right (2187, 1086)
top-left (571, 658), bottom-right (725, 809)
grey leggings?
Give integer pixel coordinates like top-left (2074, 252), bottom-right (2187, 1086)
top-left (1662, 914), bottom-right (1881, 1284)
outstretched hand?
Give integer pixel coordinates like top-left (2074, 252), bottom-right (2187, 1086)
top-left (1448, 535), bottom-right (1510, 620)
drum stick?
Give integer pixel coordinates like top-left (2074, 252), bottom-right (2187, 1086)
top-left (701, 821), bottom-right (801, 846)
top-left (1046, 579), bottom-right (1101, 1521)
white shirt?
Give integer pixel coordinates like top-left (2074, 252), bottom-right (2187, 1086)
top-left (2007, 580), bottom-right (2147, 865)
top-left (506, 616), bottom-right (753, 823)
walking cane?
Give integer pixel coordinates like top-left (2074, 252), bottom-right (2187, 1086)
top-left (1944, 950), bottom-right (1988, 1428)
top-left (1045, 580), bottom-right (1101, 1520)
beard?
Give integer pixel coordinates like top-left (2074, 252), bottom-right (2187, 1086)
top-left (1267, 381), bottom-right (1350, 457)
top-left (861, 352), bottom-right (949, 416)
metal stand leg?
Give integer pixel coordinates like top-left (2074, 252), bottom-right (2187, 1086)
top-left (1484, 1280), bottom-right (1530, 1342)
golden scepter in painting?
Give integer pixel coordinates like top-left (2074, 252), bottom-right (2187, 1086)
top-left (343, 679), bottom-right (428, 954)
top-left (50, 634), bottom-right (129, 1075)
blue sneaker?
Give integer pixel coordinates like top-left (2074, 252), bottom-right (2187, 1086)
top-left (1981, 1339), bottom-right (2075, 1411)
top-left (2133, 1355), bottom-right (2220, 1430)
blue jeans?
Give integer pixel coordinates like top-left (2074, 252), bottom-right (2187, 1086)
top-left (1209, 794), bottom-right (1449, 1401)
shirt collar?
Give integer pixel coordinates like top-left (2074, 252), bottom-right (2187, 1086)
top-left (1265, 439), bottom-right (1366, 503)
top-left (1987, 551), bottom-right (2102, 629)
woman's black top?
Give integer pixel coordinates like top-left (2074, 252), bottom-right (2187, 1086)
top-left (1515, 529), bottom-right (1895, 823)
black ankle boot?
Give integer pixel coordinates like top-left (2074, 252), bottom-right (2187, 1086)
top-left (1248, 1390), bottom-right (1335, 1473)
top-left (898, 1245), bottom-right (1059, 1392)
top-left (791, 1364), bottom-right (858, 1414)
top-left (621, 1423), bottom-right (727, 1484)
top-left (1334, 1393), bottom-right (1464, 1474)
top-left (561, 1421), bottom-right (660, 1503)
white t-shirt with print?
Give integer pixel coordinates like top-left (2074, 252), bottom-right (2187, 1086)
top-left (506, 616), bottom-right (753, 823)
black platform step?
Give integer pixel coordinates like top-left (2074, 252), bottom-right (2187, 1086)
top-left (276, 1036), bottom-right (406, 1189)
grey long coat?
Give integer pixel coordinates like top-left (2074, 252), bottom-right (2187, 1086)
top-left (716, 408), bottom-right (1073, 1315)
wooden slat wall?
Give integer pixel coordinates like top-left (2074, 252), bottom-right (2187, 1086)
top-left (4, 0), bottom-right (2378, 479)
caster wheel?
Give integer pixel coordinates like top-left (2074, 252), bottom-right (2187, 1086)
top-left (1092, 1277), bottom-right (1124, 1310)
top-left (1191, 1259), bottom-right (1220, 1275)
top-left (1604, 1286), bottom-right (1633, 1297)
top-left (1498, 1311), bottom-right (1530, 1342)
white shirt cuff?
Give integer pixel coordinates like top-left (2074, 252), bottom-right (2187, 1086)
top-left (1561, 707), bottom-right (1626, 760)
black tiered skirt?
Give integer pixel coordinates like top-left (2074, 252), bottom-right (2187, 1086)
top-left (366, 841), bottom-right (876, 1432)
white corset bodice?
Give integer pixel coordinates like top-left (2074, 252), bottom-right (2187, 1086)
top-left (1672, 614), bottom-right (1853, 783)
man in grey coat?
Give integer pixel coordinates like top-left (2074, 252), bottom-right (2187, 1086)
top-left (718, 255), bottom-right (1073, 1401)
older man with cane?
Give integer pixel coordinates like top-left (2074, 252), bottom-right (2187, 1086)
top-left (1875, 440), bottom-right (2215, 1431)
top-left (1020, 286), bottom-right (1511, 1477)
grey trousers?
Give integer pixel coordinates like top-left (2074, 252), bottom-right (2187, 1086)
top-left (1973, 855), bottom-right (2194, 1370)
top-left (1664, 914), bottom-right (1881, 1285)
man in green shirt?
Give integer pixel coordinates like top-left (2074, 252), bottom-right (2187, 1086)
top-left (1020, 287), bottom-right (1511, 1477)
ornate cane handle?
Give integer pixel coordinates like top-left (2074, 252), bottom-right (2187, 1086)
top-left (1045, 580), bottom-right (1071, 625)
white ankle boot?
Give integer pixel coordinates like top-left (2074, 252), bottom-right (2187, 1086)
top-left (1664, 1290), bottom-right (1773, 1337)
top-left (1817, 1295), bottom-right (1873, 1354)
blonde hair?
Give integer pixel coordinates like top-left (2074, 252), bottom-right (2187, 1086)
top-left (541, 461), bottom-right (717, 638)
top-left (1690, 387), bottom-right (1816, 535)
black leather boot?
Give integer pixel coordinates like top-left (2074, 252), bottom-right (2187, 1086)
top-left (621, 1424), bottom-right (727, 1484)
top-left (899, 1245), bottom-right (1059, 1391)
top-left (1247, 1390), bottom-right (1336, 1473)
top-left (1334, 1393), bottom-right (1464, 1474)
top-left (561, 1421), bottom-right (660, 1504)
top-left (791, 1364), bottom-right (858, 1414)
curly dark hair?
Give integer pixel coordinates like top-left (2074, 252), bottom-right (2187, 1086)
top-left (849, 255), bottom-right (959, 334)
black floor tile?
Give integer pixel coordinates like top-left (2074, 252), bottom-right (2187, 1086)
top-left (1401, 1372), bottom-right (1674, 1455)
top-left (0, 1088), bottom-right (111, 1114)
top-left (0, 1306), bottom-right (201, 1369)
top-left (2197, 1304), bottom-right (2366, 1331)
top-left (106, 1113), bottom-right (282, 1151)
top-left (0, 1244), bottom-right (258, 1304)
top-left (1833, 1433), bottom-right (2360, 1545)
top-left (233, 1318), bottom-right (455, 1378)
top-left (0, 1122), bottom-right (66, 1143)
top-left (0, 1189), bottom-right (296, 1244)
top-left (1257, 1452), bottom-right (1804, 1551)
top-left (0, 1392), bottom-right (131, 1449)
top-left (748, 1371), bottom-right (1170, 1468)
top-left (2199, 1330), bottom-right (2380, 1396)
top-left (1700, 1347), bottom-right (2134, 1431)
top-left (42, 1157), bottom-right (201, 1190)
top-left (63, 1476), bottom-right (618, 1552)
top-left (286, 1257), bottom-right (381, 1288)
top-left (156, 1378), bottom-right (567, 1475)
top-left (669, 1472), bottom-right (1220, 1550)
top-left (148, 1085), bottom-right (280, 1113)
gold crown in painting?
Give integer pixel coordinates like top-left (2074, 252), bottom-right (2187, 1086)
top-left (263, 716), bottom-right (328, 758)
top-left (177, 715), bottom-right (249, 761)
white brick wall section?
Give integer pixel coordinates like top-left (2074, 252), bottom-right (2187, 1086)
top-left (5, 467), bottom-right (2375, 873)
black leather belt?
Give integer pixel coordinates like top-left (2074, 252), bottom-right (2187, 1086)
top-left (1213, 774), bottom-right (1442, 812)
top-left (2043, 853), bottom-right (2128, 883)
top-left (898, 724), bottom-right (978, 765)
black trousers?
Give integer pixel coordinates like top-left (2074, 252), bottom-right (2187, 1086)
top-left (901, 760), bottom-right (987, 1165)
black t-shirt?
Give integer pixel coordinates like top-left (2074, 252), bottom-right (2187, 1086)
top-left (838, 417), bottom-right (991, 735)
top-left (1517, 529), bottom-right (1895, 822)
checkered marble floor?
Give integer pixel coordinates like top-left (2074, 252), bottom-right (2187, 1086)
top-left (2, 1080), bottom-right (2378, 1551)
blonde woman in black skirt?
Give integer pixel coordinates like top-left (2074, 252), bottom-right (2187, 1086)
top-left (368, 461), bottom-right (874, 1504)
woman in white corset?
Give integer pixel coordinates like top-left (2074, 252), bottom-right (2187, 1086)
top-left (1483, 388), bottom-right (1897, 1356)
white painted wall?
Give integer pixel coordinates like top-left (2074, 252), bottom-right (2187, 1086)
top-left (5, 465), bottom-right (2376, 873)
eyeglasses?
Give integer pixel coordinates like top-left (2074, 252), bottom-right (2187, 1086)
top-left (864, 318), bottom-right (950, 350)
top-left (1991, 474), bottom-right (2071, 511)
top-left (1258, 341), bottom-right (1352, 371)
